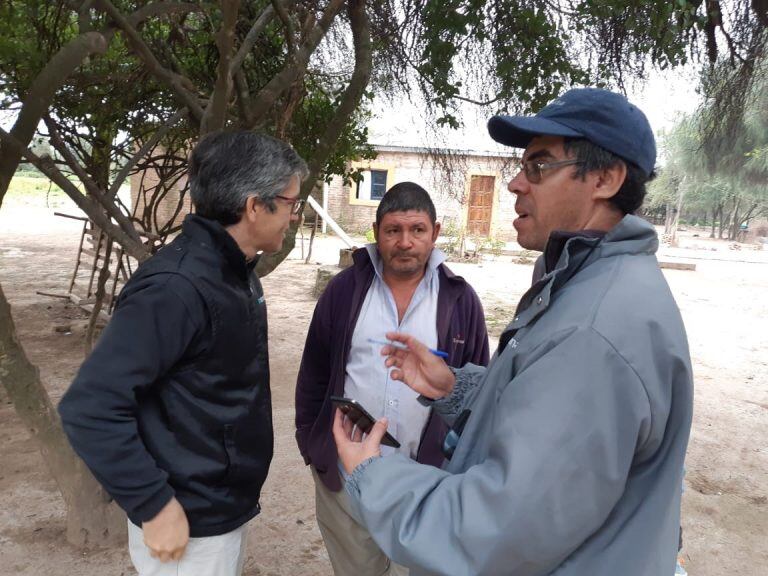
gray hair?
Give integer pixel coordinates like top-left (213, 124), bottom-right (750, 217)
top-left (189, 131), bottom-right (309, 225)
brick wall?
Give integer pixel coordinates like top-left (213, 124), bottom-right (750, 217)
top-left (327, 148), bottom-right (519, 241)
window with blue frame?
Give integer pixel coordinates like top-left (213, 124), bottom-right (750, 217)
top-left (355, 169), bottom-right (388, 201)
top-left (369, 170), bottom-right (387, 199)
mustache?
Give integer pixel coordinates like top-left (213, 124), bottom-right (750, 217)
top-left (391, 251), bottom-right (416, 258)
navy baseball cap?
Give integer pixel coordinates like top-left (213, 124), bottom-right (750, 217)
top-left (488, 88), bottom-right (656, 176)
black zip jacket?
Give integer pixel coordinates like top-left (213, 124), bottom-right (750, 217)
top-left (58, 214), bottom-right (273, 537)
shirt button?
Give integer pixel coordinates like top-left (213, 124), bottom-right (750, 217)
top-left (514, 316), bottom-right (519, 322)
top-left (537, 297), bottom-right (543, 305)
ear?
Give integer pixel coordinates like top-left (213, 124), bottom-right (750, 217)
top-left (591, 163), bottom-right (627, 201)
top-left (431, 221), bottom-right (441, 242)
top-left (372, 221), bottom-right (379, 242)
top-left (245, 196), bottom-right (266, 223)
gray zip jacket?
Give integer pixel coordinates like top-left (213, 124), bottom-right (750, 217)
top-left (345, 215), bottom-right (693, 575)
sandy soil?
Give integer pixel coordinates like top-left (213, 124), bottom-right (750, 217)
top-left (0, 196), bottom-right (766, 575)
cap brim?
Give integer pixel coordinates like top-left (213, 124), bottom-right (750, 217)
top-left (488, 115), bottom-right (583, 148)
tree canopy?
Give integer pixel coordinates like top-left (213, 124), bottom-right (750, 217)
top-left (1, 1), bottom-right (763, 270)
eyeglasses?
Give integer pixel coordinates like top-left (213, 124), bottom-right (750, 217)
top-left (517, 158), bottom-right (582, 183)
top-left (274, 194), bottom-right (305, 214)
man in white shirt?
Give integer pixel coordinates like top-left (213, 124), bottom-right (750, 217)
top-left (295, 182), bottom-right (489, 575)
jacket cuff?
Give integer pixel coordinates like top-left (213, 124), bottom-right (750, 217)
top-left (344, 456), bottom-right (380, 498)
top-left (433, 365), bottom-right (482, 419)
top-left (129, 484), bottom-right (175, 524)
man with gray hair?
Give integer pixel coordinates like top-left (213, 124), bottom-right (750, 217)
top-left (59, 131), bottom-right (308, 576)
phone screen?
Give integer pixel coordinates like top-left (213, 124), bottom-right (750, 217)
top-left (330, 396), bottom-right (401, 448)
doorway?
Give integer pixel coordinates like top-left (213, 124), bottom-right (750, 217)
top-left (467, 175), bottom-right (495, 236)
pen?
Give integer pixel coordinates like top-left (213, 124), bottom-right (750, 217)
top-left (367, 337), bottom-right (449, 359)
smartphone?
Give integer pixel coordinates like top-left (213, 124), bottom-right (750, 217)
top-left (330, 396), bottom-right (401, 448)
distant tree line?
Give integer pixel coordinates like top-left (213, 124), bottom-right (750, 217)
top-left (647, 66), bottom-right (768, 241)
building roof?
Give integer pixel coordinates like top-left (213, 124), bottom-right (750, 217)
top-left (371, 143), bottom-right (516, 158)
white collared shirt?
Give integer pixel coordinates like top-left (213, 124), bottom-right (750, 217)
top-left (343, 245), bottom-right (445, 458)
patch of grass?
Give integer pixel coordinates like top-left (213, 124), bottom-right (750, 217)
top-left (4, 175), bottom-right (79, 208)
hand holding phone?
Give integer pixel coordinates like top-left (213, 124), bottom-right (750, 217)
top-left (330, 396), bottom-right (401, 448)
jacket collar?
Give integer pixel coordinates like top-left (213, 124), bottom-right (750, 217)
top-left (181, 214), bottom-right (257, 280)
top-left (351, 246), bottom-right (464, 291)
top-left (362, 243), bottom-right (447, 283)
top-left (505, 215), bottom-right (659, 335)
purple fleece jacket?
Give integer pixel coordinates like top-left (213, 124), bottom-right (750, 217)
top-left (295, 248), bottom-right (490, 491)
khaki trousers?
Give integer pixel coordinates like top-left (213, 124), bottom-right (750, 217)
top-left (127, 519), bottom-right (247, 576)
top-left (312, 468), bottom-right (408, 576)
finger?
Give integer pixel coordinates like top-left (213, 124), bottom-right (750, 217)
top-left (332, 409), bottom-right (351, 444)
top-left (148, 548), bottom-right (159, 559)
top-left (158, 551), bottom-right (172, 563)
top-left (342, 414), bottom-right (355, 436)
top-left (332, 409), bottom-right (343, 441)
top-left (364, 417), bottom-right (389, 448)
top-left (385, 331), bottom-right (421, 351)
top-left (171, 546), bottom-right (186, 561)
top-left (351, 424), bottom-right (363, 443)
top-left (389, 368), bottom-right (404, 382)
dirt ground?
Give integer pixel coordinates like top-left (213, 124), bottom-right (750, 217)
top-left (0, 195), bottom-right (766, 575)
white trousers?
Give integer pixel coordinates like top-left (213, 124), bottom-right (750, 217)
top-left (127, 519), bottom-right (247, 576)
top-left (312, 468), bottom-right (408, 576)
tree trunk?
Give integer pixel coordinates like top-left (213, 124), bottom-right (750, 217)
top-left (719, 207), bottom-right (731, 238)
top-left (664, 201), bottom-right (674, 235)
top-left (200, 0), bottom-right (240, 135)
top-left (305, 211), bottom-right (318, 264)
top-left (0, 282), bottom-right (126, 547)
top-left (85, 237), bottom-right (113, 354)
top-left (730, 198), bottom-right (742, 241)
top-left (256, 0), bottom-right (372, 276)
top-left (669, 178), bottom-right (686, 247)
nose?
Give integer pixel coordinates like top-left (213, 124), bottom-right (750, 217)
top-left (508, 169), bottom-right (529, 196)
top-left (290, 211), bottom-right (300, 222)
top-left (397, 231), bottom-right (414, 247)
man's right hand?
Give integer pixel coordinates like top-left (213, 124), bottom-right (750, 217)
top-left (142, 496), bottom-right (189, 563)
top-left (383, 331), bottom-right (456, 399)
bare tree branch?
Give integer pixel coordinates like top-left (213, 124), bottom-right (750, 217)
top-left (272, 0), bottom-right (296, 56)
top-left (44, 118), bottom-right (144, 245)
top-left (246, 0), bottom-right (346, 129)
top-left (126, 2), bottom-right (201, 28)
top-left (93, 0), bottom-right (205, 122)
top-left (230, 4), bottom-right (277, 76)
top-left (77, 0), bottom-right (96, 32)
top-left (0, 127), bottom-right (149, 261)
top-left (234, 70), bottom-right (255, 125)
top-left (108, 108), bottom-right (187, 199)
top-left (0, 31), bottom-right (109, 207)
top-left (257, 0), bottom-right (372, 275)
top-left (44, 117), bottom-right (102, 197)
top-left (201, 0), bottom-right (241, 134)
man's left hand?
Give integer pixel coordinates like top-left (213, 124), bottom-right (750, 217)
top-left (332, 408), bottom-right (388, 474)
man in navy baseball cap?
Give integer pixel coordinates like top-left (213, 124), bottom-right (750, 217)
top-left (486, 87), bottom-right (657, 252)
top-left (332, 86), bottom-right (691, 576)
top-left (489, 87), bottom-right (656, 176)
